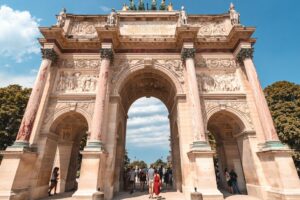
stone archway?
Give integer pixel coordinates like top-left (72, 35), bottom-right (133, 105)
top-left (207, 110), bottom-right (248, 194)
top-left (48, 112), bottom-right (88, 193)
top-left (107, 67), bottom-right (184, 198)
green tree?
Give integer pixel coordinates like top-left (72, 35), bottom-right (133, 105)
top-left (0, 85), bottom-right (31, 150)
top-left (129, 160), bottom-right (147, 169)
top-left (264, 81), bottom-right (300, 173)
top-left (151, 158), bottom-right (167, 169)
top-left (124, 149), bottom-right (130, 169)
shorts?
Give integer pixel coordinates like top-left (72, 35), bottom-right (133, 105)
top-left (148, 179), bottom-right (154, 188)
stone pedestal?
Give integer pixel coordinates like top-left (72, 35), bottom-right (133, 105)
top-left (0, 148), bottom-right (37, 200)
top-left (73, 147), bottom-right (106, 200)
top-left (191, 192), bottom-right (203, 200)
top-left (257, 147), bottom-right (300, 200)
top-left (187, 150), bottom-right (224, 200)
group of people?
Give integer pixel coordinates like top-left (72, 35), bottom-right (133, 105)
top-left (224, 168), bottom-right (241, 194)
top-left (126, 165), bottom-right (173, 199)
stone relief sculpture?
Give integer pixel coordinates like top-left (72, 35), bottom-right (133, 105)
top-left (107, 9), bottom-right (117, 26)
top-left (196, 58), bottom-right (237, 69)
top-left (197, 22), bottom-right (228, 36)
top-left (180, 6), bottom-right (188, 25)
top-left (69, 21), bottom-right (99, 38)
top-left (205, 100), bottom-right (254, 129)
top-left (198, 73), bottom-right (241, 92)
top-left (56, 72), bottom-right (98, 93)
top-left (56, 8), bottom-right (67, 28)
top-left (59, 59), bottom-right (101, 69)
top-left (229, 3), bottom-right (240, 25)
top-left (154, 59), bottom-right (184, 83)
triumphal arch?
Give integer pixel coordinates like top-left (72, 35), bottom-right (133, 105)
top-left (0, 3), bottom-right (300, 200)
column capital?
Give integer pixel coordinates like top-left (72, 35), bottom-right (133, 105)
top-left (100, 48), bottom-right (114, 62)
top-left (181, 48), bottom-right (196, 61)
top-left (41, 48), bottom-right (58, 62)
top-left (236, 47), bottom-right (254, 64)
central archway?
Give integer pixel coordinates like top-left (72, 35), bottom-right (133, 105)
top-left (109, 67), bottom-right (184, 198)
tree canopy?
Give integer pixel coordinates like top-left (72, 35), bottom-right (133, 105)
top-left (0, 85), bottom-right (31, 150)
top-left (264, 81), bottom-right (300, 172)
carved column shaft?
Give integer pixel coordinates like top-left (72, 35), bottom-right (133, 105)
top-left (237, 48), bottom-right (279, 141)
top-left (16, 48), bottom-right (58, 144)
top-left (89, 48), bottom-right (113, 146)
top-left (182, 47), bottom-right (206, 143)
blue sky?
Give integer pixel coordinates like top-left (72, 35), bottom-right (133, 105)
top-left (0, 0), bottom-right (299, 165)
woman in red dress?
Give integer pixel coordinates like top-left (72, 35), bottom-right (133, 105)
top-left (153, 169), bottom-right (161, 198)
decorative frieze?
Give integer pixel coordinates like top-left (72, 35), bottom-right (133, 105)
top-left (197, 73), bottom-right (241, 92)
top-left (198, 22), bottom-right (228, 36)
top-left (58, 59), bottom-right (101, 69)
top-left (41, 49), bottom-right (58, 62)
top-left (55, 72), bottom-right (98, 93)
top-left (236, 48), bottom-right (254, 64)
top-left (196, 58), bottom-right (237, 69)
top-left (181, 48), bottom-right (196, 60)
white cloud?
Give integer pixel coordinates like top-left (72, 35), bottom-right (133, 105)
top-left (0, 5), bottom-right (40, 62)
top-left (0, 72), bottom-right (36, 87)
top-left (126, 98), bottom-right (170, 149)
top-left (100, 6), bottom-right (111, 13)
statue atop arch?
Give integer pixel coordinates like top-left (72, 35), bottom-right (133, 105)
top-left (229, 3), bottom-right (240, 25)
top-left (56, 8), bottom-right (66, 27)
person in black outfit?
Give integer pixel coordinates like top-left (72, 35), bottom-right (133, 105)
top-left (229, 169), bottom-right (241, 194)
top-left (48, 167), bottom-right (59, 196)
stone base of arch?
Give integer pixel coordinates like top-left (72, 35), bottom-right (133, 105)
top-left (0, 148), bottom-right (37, 200)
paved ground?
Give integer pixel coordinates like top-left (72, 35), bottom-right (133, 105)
top-left (225, 195), bottom-right (261, 200)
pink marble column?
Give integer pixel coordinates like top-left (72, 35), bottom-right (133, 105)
top-left (15, 48), bottom-right (57, 145)
top-left (88, 48), bottom-right (113, 148)
top-left (181, 47), bottom-right (207, 148)
top-left (237, 48), bottom-right (279, 141)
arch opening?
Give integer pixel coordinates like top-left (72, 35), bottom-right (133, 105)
top-left (207, 110), bottom-right (248, 196)
top-left (112, 68), bottom-right (183, 198)
top-left (48, 112), bottom-right (88, 194)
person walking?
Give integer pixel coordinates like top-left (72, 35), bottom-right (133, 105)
top-left (147, 165), bottom-right (155, 199)
top-left (48, 167), bottom-right (59, 196)
top-left (139, 168), bottom-right (147, 192)
top-left (230, 169), bottom-right (241, 194)
top-left (153, 169), bottom-right (161, 198)
top-left (224, 168), bottom-right (233, 194)
top-left (164, 168), bottom-right (170, 190)
top-left (129, 167), bottom-right (136, 194)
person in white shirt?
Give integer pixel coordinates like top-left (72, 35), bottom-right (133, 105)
top-left (147, 165), bottom-right (155, 198)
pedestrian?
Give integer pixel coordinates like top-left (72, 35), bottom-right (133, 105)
top-left (129, 167), bottom-right (136, 194)
top-left (139, 169), bottom-right (147, 192)
top-left (230, 169), bottom-right (241, 194)
top-left (147, 165), bottom-right (155, 199)
top-left (224, 168), bottom-right (233, 194)
top-left (153, 169), bottom-right (161, 198)
top-left (48, 167), bottom-right (59, 196)
top-left (164, 168), bottom-right (170, 189)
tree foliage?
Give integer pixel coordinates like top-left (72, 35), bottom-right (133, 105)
top-left (0, 85), bottom-right (31, 150)
top-left (129, 160), bottom-right (147, 169)
top-left (264, 81), bottom-right (300, 171)
top-left (151, 158), bottom-right (167, 169)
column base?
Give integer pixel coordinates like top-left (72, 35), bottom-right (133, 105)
top-left (85, 140), bottom-right (104, 151)
top-left (0, 148), bottom-right (37, 200)
top-left (190, 141), bottom-right (212, 151)
top-left (259, 141), bottom-right (288, 151)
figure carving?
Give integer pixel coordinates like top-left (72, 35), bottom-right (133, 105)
top-left (56, 72), bottom-right (98, 93)
top-left (69, 21), bottom-right (98, 38)
top-left (180, 6), bottom-right (188, 25)
top-left (59, 59), bottom-right (101, 69)
top-left (154, 59), bottom-right (184, 83)
top-left (198, 73), bottom-right (241, 92)
top-left (107, 9), bottom-right (117, 26)
top-left (229, 3), bottom-right (240, 25)
top-left (56, 8), bottom-right (67, 28)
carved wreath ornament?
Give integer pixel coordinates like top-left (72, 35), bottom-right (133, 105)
top-left (181, 48), bottom-right (196, 60)
top-left (41, 49), bottom-right (58, 63)
top-left (236, 48), bottom-right (254, 64)
top-left (100, 48), bottom-right (114, 62)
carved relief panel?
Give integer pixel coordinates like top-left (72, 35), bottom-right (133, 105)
top-left (196, 57), bottom-right (237, 70)
top-left (68, 20), bottom-right (105, 39)
top-left (197, 73), bottom-right (241, 92)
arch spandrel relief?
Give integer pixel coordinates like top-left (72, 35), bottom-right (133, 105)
top-left (204, 100), bottom-right (254, 130)
top-left (41, 101), bottom-right (94, 133)
top-left (195, 57), bottom-right (238, 70)
top-left (110, 58), bottom-right (185, 95)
